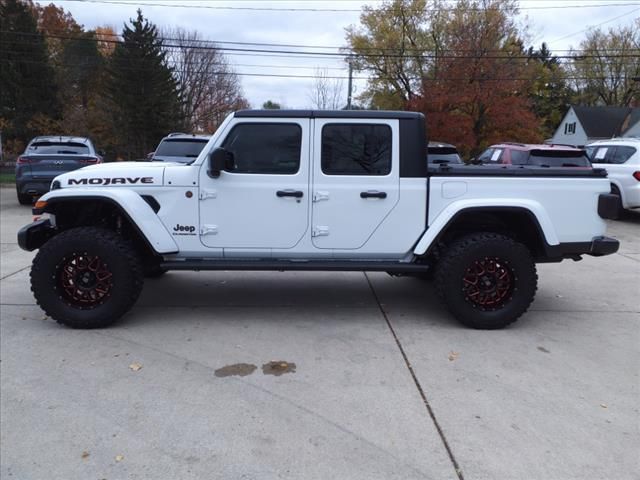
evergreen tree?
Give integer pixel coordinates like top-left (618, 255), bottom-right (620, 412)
top-left (0, 0), bottom-right (60, 151)
top-left (526, 43), bottom-right (573, 139)
top-left (105, 10), bottom-right (181, 159)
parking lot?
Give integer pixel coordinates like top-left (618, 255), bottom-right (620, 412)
top-left (1, 185), bottom-right (638, 480)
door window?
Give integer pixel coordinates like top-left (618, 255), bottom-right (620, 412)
top-left (321, 124), bottom-right (391, 175)
top-left (221, 123), bottom-right (302, 174)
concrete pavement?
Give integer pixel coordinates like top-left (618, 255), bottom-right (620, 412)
top-left (1, 186), bottom-right (638, 480)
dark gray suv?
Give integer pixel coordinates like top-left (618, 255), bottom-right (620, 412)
top-left (15, 136), bottom-right (102, 204)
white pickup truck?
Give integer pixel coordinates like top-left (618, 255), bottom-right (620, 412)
top-left (18, 110), bottom-right (620, 330)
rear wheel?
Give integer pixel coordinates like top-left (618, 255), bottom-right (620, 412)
top-left (435, 232), bottom-right (537, 329)
top-left (17, 190), bottom-right (32, 205)
top-left (30, 227), bottom-right (144, 328)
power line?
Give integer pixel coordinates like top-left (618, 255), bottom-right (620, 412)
top-left (1, 57), bottom-right (633, 83)
top-left (547, 6), bottom-right (640, 44)
top-left (55, 0), bottom-right (640, 12)
top-left (3, 31), bottom-right (639, 60)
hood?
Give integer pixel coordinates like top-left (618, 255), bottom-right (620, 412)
top-left (54, 161), bottom-right (168, 188)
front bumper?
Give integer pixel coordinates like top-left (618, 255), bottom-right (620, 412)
top-left (17, 219), bottom-right (56, 251)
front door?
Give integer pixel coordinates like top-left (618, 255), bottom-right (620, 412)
top-left (311, 119), bottom-right (400, 250)
top-left (199, 119), bottom-right (310, 250)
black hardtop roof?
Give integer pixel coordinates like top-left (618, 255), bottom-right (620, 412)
top-left (235, 109), bottom-right (424, 120)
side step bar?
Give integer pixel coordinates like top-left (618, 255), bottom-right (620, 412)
top-left (160, 259), bottom-right (430, 274)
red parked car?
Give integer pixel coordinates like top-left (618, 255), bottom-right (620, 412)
top-left (476, 143), bottom-right (591, 168)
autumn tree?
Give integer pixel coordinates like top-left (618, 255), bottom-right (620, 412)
top-left (104, 10), bottom-right (182, 159)
top-left (569, 20), bottom-right (640, 107)
top-left (345, 0), bottom-right (433, 109)
top-left (32, 1), bottom-right (83, 62)
top-left (410, 0), bottom-right (541, 157)
top-left (0, 0), bottom-right (60, 152)
top-left (95, 25), bottom-right (118, 56)
top-left (163, 27), bottom-right (248, 132)
top-left (308, 68), bottom-right (344, 109)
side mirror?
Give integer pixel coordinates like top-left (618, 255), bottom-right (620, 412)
top-left (208, 147), bottom-right (235, 178)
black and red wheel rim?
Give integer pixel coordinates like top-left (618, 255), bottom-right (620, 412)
top-left (57, 253), bottom-right (114, 309)
top-left (462, 257), bottom-right (514, 310)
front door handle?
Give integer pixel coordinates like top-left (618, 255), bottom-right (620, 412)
top-left (360, 191), bottom-right (387, 199)
top-left (276, 190), bottom-right (304, 198)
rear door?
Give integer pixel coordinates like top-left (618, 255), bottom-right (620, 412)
top-left (311, 119), bottom-right (399, 250)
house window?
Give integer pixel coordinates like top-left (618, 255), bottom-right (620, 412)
top-left (564, 122), bottom-right (576, 135)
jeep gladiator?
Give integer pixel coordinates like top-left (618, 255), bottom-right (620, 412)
top-left (18, 110), bottom-right (620, 329)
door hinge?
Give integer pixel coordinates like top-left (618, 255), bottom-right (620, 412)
top-left (313, 191), bottom-right (330, 202)
top-left (312, 226), bottom-right (330, 237)
top-left (199, 189), bottom-right (217, 200)
top-left (200, 224), bottom-right (218, 236)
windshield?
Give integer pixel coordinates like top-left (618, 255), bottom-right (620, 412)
top-left (154, 139), bottom-right (208, 162)
top-left (27, 142), bottom-right (90, 155)
top-left (428, 147), bottom-right (462, 164)
top-left (528, 150), bottom-right (591, 167)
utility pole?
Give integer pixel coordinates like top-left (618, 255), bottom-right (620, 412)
top-left (347, 57), bottom-right (353, 110)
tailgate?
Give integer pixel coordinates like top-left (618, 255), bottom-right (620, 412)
top-left (23, 155), bottom-right (95, 179)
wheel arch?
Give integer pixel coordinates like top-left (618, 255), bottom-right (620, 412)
top-left (35, 189), bottom-right (178, 255)
top-left (414, 205), bottom-right (558, 260)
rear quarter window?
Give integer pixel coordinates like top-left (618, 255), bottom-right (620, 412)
top-left (610, 146), bottom-right (637, 164)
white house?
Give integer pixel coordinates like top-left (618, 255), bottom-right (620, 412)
top-left (550, 106), bottom-right (640, 147)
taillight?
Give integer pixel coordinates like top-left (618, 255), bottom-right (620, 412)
top-left (80, 157), bottom-right (100, 164)
top-left (633, 171), bottom-right (640, 181)
top-left (16, 156), bottom-right (31, 164)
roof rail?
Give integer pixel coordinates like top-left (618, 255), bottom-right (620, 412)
top-left (167, 132), bottom-right (187, 137)
top-left (501, 142), bottom-right (526, 147)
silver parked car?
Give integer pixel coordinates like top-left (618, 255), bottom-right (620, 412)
top-left (15, 136), bottom-right (102, 204)
top-left (150, 133), bottom-right (211, 164)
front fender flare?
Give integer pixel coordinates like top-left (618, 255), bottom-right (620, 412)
top-left (37, 188), bottom-right (179, 254)
top-left (413, 199), bottom-right (559, 255)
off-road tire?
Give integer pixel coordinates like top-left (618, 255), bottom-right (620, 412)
top-left (30, 227), bottom-right (144, 329)
top-left (17, 191), bottom-right (32, 205)
top-left (434, 232), bottom-right (537, 329)
top-left (143, 262), bottom-right (168, 278)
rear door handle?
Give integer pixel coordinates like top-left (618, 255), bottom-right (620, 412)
top-left (276, 190), bottom-right (304, 198)
top-left (360, 191), bottom-right (387, 199)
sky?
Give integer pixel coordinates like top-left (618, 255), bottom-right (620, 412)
top-left (50, 0), bottom-right (640, 108)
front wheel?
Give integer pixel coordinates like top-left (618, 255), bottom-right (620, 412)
top-left (30, 227), bottom-right (144, 328)
top-left (435, 232), bottom-right (537, 329)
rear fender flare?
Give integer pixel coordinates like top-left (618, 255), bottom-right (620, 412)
top-left (413, 199), bottom-right (559, 255)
